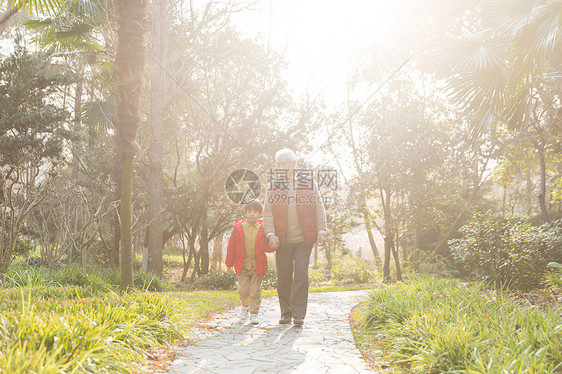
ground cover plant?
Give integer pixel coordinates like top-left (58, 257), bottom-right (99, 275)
top-left (352, 276), bottom-right (562, 373)
top-left (0, 265), bottom-right (239, 373)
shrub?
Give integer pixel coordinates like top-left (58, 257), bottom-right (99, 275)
top-left (133, 268), bottom-right (167, 291)
top-left (189, 271), bottom-right (237, 290)
top-left (5, 263), bottom-right (50, 287)
top-left (545, 262), bottom-right (562, 292)
top-left (450, 213), bottom-right (562, 290)
top-left (262, 266), bottom-right (278, 290)
top-left (330, 253), bottom-right (376, 284)
top-left (309, 265), bottom-right (331, 286)
top-left (13, 238), bottom-right (35, 257)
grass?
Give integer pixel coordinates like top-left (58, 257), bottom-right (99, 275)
top-left (351, 276), bottom-right (562, 373)
top-left (0, 262), bottom-right (376, 373)
top-left (5, 262), bottom-right (168, 293)
top-left (165, 290), bottom-right (239, 330)
top-left (0, 265), bottom-right (239, 374)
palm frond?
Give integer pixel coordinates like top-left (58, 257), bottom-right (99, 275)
top-left (82, 99), bottom-right (115, 131)
top-left (432, 34), bottom-right (506, 74)
top-left (3, 0), bottom-right (63, 15)
top-left (512, 1), bottom-right (562, 76)
top-left (481, 0), bottom-right (535, 37)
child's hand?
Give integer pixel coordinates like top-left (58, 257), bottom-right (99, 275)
top-left (227, 266), bottom-right (233, 272)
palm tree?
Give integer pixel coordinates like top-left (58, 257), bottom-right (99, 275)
top-left (115, 0), bottom-right (148, 291)
top-left (1, 0), bottom-right (65, 28)
top-left (436, 0), bottom-right (562, 222)
top-left (1, 0), bottom-right (147, 289)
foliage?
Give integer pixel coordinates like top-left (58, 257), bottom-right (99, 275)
top-left (185, 271), bottom-right (237, 291)
top-left (449, 213), bottom-right (562, 290)
top-left (308, 265), bottom-right (331, 287)
top-left (0, 261), bottom-right (239, 373)
top-left (309, 254), bottom-right (377, 286)
top-left (13, 239), bottom-right (35, 257)
top-left (355, 276), bottom-right (562, 373)
top-left (4, 263), bottom-right (168, 293)
top-left (0, 39), bottom-right (70, 277)
top-left (545, 262), bottom-right (562, 292)
top-left (0, 290), bottom-right (182, 373)
top-left (330, 253), bottom-right (376, 284)
top-left (261, 265), bottom-right (278, 290)
top-left (0, 36), bottom-right (69, 166)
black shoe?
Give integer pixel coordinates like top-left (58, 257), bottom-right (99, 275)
top-left (293, 318), bottom-right (304, 326)
top-left (279, 316), bottom-right (292, 324)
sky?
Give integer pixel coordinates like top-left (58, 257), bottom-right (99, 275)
top-left (228, 0), bottom-right (400, 165)
top-left (231, 0), bottom-right (399, 105)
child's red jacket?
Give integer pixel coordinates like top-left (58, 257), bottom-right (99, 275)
top-left (225, 219), bottom-right (276, 276)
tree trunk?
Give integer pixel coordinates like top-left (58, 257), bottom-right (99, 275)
top-left (72, 74), bottom-right (83, 181)
top-left (162, 225), bottom-right (179, 247)
top-left (413, 223), bottom-right (420, 264)
top-left (116, 0), bottom-right (148, 291)
top-left (119, 155), bottom-right (134, 291)
top-left (383, 233), bottom-right (392, 281)
top-left (200, 207), bottom-right (209, 274)
top-left (526, 169), bottom-right (533, 216)
top-left (325, 244), bottom-right (332, 276)
top-left (391, 241), bottom-right (402, 281)
top-left (381, 186), bottom-right (394, 282)
top-left (109, 148), bottom-right (122, 268)
top-left (313, 244), bottom-right (318, 267)
top-left (147, 0), bottom-right (169, 277)
top-left (69, 74), bottom-right (84, 266)
top-left (364, 214), bottom-right (381, 267)
top-left (210, 232), bottom-right (223, 272)
top-left (431, 212), bottom-right (464, 257)
top-left (537, 145), bottom-right (550, 223)
top-left (191, 244), bottom-right (201, 281)
top-left (181, 235), bottom-right (194, 282)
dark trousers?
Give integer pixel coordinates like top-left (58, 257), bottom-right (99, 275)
top-left (275, 241), bottom-right (313, 320)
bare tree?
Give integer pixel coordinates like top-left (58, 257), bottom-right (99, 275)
top-left (0, 163), bottom-right (53, 283)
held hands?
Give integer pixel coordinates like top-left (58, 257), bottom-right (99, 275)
top-left (267, 233), bottom-right (324, 248)
top-left (317, 232), bottom-right (326, 247)
top-left (268, 234), bottom-right (280, 250)
top-left (227, 266), bottom-right (234, 273)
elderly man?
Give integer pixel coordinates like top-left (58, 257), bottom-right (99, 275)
top-left (263, 148), bottom-right (327, 326)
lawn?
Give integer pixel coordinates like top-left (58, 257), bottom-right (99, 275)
top-left (0, 285), bottom-right (238, 374)
top-left (0, 262), bottom-right (374, 374)
top-left (351, 276), bottom-right (562, 373)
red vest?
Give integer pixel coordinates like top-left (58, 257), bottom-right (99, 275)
top-left (270, 178), bottom-right (317, 246)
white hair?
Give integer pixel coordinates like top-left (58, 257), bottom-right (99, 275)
top-left (275, 148), bottom-right (297, 163)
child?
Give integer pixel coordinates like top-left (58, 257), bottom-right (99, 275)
top-left (225, 199), bottom-right (275, 324)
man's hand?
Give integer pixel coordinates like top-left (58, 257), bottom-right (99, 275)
top-left (317, 232), bottom-right (326, 246)
top-left (268, 234), bottom-right (280, 250)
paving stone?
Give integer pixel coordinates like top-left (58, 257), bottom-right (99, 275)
top-left (165, 290), bottom-right (373, 373)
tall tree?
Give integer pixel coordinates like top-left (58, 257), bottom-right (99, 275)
top-left (435, 0), bottom-right (562, 222)
top-left (146, 0), bottom-right (169, 277)
top-left (115, 0), bottom-right (148, 291)
top-left (0, 40), bottom-right (69, 281)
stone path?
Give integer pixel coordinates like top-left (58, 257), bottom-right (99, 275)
top-left (166, 289), bottom-right (373, 374)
